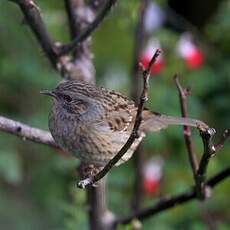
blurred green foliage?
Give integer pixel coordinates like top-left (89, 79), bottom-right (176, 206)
top-left (0, 0), bottom-right (229, 229)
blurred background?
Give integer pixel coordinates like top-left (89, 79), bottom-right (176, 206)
top-left (0, 0), bottom-right (229, 229)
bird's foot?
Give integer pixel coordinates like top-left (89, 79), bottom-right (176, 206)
top-left (77, 177), bottom-right (93, 189)
top-left (77, 164), bottom-right (101, 189)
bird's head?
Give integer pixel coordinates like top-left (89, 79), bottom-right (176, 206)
top-left (40, 80), bottom-right (99, 116)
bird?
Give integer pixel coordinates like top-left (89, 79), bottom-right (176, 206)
top-left (41, 80), bottom-right (208, 167)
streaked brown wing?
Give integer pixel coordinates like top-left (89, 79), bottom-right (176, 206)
top-left (99, 88), bottom-right (136, 132)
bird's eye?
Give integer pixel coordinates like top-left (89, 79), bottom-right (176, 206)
top-left (63, 94), bottom-right (72, 103)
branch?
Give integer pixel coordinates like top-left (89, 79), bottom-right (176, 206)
top-left (0, 115), bottom-right (57, 148)
top-left (86, 177), bottom-right (115, 230)
top-left (196, 128), bottom-right (229, 199)
top-left (59, 0), bottom-right (118, 55)
top-left (174, 75), bottom-right (198, 178)
top-left (114, 167), bottom-right (230, 226)
top-left (9, 0), bottom-right (59, 69)
top-left (77, 49), bottom-right (161, 188)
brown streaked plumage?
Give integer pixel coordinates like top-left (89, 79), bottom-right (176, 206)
top-left (41, 80), bottom-right (209, 166)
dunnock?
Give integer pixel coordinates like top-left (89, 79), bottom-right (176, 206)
top-left (41, 80), bottom-right (208, 166)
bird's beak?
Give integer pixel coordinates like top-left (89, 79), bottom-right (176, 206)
top-left (40, 90), bottom-right (56, 98)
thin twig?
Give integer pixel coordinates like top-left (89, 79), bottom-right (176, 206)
top-left (59, 0), bottom-right (118, 55)
top-left (174, 75), bottom-right (198, 178)
top-left (77, 49), bottom-right (161, 189)
top-left (0, 115), bottom-right (57, 148)
top-left (9, 0), bottom-right (59, 69)
top-left (114, 167), bottom-right (230, 226)
top-left (214, 129), bottom-right (230, 152)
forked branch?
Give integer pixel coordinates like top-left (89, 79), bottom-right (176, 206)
top-left (59, 0), bottom-right (118, 55)
top-left (174, 75), bottom-right (230, 200)
top-left (8, 0), bottom-right (117, 78)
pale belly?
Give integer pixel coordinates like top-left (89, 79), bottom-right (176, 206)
top-left (48, 109), bottom-right (145, 166)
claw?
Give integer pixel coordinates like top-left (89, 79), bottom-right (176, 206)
top-left (77, 177), bottom-right (93, 189)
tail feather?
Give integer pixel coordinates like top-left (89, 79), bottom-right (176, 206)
top-left (141, 111), bottom-right (209, 133)
top-left (160, 114), bottom-right (208, 128)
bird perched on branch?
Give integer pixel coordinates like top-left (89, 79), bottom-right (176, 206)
top-left (41, 80), bottom-right (208, 166)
